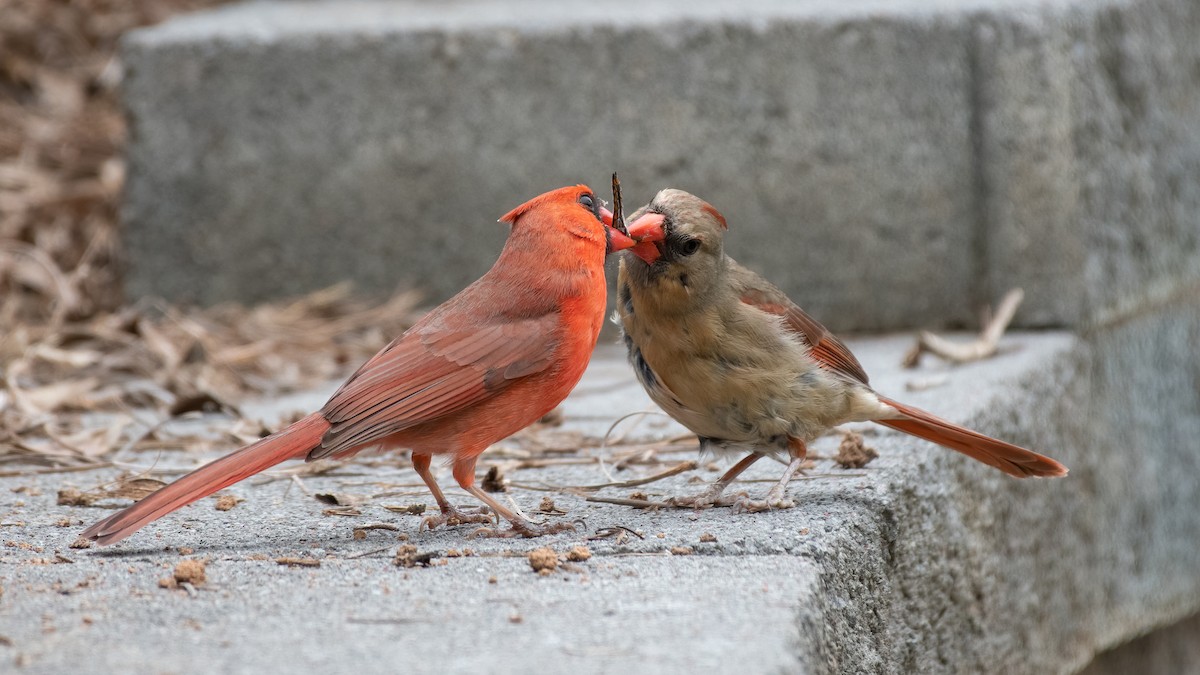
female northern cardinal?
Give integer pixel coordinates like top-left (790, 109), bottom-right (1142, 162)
top-left (616, 189), bottom-right (1067, 511)
top-left (83, 185), bottom-right (655, 544)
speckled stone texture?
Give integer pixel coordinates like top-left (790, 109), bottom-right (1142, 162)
top-left (3, 325), bottom-right (1198, 673)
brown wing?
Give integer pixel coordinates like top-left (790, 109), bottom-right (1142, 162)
top-left (730, 261), bottom-right (870, 385)
top-left (312, 316), bottom-right (559, 458)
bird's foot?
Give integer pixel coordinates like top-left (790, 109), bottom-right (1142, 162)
top-left (471, 520), bottom-right (576, 539)
top-left (668, 486), bottom-right (743, 509)
top-left (731, 488), bottom-right (795, 514)
top-left (421, 505), bottom-right (495, 531)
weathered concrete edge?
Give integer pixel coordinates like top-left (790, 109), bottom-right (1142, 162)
top-left (117, 0), bottom-right (1200, 333)
top-left (793, 302), bottom-right (1200, 672)
top-left (121, 0), bottom-right (1124, 45)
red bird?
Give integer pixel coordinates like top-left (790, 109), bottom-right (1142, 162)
top-left (617, 189), bottom-right (1067, 511)
top-left (83, 185), bottom-right (655, 544)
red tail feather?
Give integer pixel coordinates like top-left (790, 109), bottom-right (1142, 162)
top-left (81, 413), bottom-right (329, 545)
top-left (876, 397), bottom-right (1067, 478)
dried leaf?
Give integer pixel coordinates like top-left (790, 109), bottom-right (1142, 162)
top-left (137, 317), bottom-right (185, 373)
top-left (43, 416), bottom-right (131, 457)
top-left (9, 374), bottom-right (99, 415)
top-left (481, 466), bottom-right (508, 493)
top-left (108, 477), bottom-right (167, 501)
top-left (382, 504), bottom-right (427, 515)
top-left (315, 492), bottom-right (366, 507)
top-left (275, 557), bottom-right (320, 567)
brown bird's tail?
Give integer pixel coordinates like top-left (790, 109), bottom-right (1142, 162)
top-left (81, 412), bottom-right (330, 545)
top-left (875, 397), bottom-right (1067, 478)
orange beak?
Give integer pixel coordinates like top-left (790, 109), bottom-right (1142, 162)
top-left (600, 207), bottom-right (637, 253)
top-left (625, 213), bottom-right (666, 264)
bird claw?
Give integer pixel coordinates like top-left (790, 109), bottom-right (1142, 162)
top-left (470, 520), bottom-right (575, 539)
top-left (421, 506), bottom-right (495, 531)
top-left (730, 491), bottom-right (795, 514)
top-left (668, 488), bottom-right (745, 509)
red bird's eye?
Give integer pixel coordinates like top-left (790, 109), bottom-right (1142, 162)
top-left (578, 194), bottom-right (595, 210)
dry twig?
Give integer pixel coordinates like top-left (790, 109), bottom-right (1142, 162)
top-left (903, 288), bottom-right (1024, 367)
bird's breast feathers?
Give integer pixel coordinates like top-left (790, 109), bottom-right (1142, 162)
top-left (619, 298), bottom-right (877, 445)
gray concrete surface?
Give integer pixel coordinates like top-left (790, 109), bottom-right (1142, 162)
top-left (3, 325), bottom-right (1199, 673)
top-left (119, 0), bottom-right (1200, 332)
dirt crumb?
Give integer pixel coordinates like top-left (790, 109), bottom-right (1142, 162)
top-left (566, 545), bottom-right (591, 562)
top-left (670, 546), bottom-right (694, 556)
top-left (56, 518), bottom-right (75, 527)
top-left (527, 547), bottom-right (558, 574)
top-left (69, 537), bottom-right (91, 549)
top-left (214, 495), bottom-right (243, 511)
top-left (536, 496), bottom-right (565, 515)
top-left (834, 431), bottom-right (878, 469)
top-left (173, 559), bottom-right (206, 585)
top-left (394, 544), bottom-right (436, 568)
top-left (699, 533), bottom-right (717, 543)
top-left (178, 547), bottom-right (194, 555)
top-left (6, 540), bottom-right (42, 552)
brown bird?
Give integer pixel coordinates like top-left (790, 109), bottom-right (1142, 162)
top-left (82, 184), bottom-right (653, 545)
top-left (617, 189), bottom-right (1067, 511)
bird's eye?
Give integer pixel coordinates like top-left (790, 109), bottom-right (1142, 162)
top-left (579, 194), bottom-right (595, 210)
top-left (679, 238), bottom-right (702, 256)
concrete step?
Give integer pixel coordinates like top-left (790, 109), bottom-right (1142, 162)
top-left (5, 322), bottom-right (1200, 672)
top-left (119, 0), bottom-right (1200, 331)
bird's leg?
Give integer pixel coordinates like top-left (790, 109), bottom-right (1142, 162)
top-left (669, 451), bottom-right (762, 508)
top-left (412, 453), bottom-right (495, 530)
top-left (733, 438), bottom-right (807, 513)
top-left (448, 458), bottom-right (573, 538)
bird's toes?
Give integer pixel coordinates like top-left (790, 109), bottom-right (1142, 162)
top-left (470, 520), bottom-right (575, 539)
top-left (731, 494), bottom-right (794, 514)
top-left (422, 506), bottom-right (496, 531)
top-left (668, 486), bottom-right (742, 509)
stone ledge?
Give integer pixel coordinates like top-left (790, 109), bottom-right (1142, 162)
top-left (4, 321), bottom-right (1197, 672)
top-left (120, 0), bottom-right (1200, 331)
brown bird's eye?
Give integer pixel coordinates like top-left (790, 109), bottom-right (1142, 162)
top-left (578, 194), bottom-right (595, 210)
top-left (680, 238), bottom-right (702, 256)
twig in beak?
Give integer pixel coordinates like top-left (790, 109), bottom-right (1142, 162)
top-left (611, 173), bottom-right (629, 237)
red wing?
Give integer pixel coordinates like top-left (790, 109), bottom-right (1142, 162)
top-left (740, 290), bottom-right (870, 385)
top-left (313, 316), bottom-right (559, 458)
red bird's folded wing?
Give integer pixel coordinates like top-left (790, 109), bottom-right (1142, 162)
top-left (313, 316), bottom-right (559, 458)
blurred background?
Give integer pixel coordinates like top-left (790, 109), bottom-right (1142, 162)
top-left (8, 0), bottom-right (1198, 339)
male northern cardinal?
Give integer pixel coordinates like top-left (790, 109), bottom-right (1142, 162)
top-left (616, 189), bottom-right (1067, 511)
top-left (83, 184), bottom-right (659, 544)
